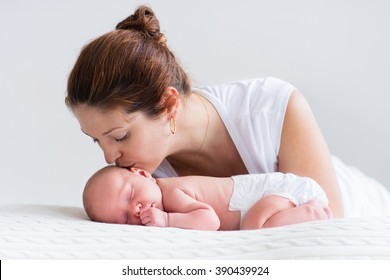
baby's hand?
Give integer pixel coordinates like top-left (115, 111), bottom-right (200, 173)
top-left (140, 204), bottom-right (168, 227)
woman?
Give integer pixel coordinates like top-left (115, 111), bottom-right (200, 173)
top-left (65, 6), bottom-right (390, 219)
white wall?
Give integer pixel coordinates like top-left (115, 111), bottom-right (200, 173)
top-left (1, 0), bottom-right (389, 206)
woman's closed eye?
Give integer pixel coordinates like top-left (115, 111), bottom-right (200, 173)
top-left (90, 133), bottom-right (128, 143)
top-left (115, 133), bottom-right (129, 142)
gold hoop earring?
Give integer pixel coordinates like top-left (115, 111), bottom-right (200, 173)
top-left (170, 117), bottom-right (176, 134)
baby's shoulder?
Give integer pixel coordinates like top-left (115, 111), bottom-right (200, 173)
top-left (157, 177), bottom-right (197, 195)
top-left (159, 176), bottom-right (232, 196)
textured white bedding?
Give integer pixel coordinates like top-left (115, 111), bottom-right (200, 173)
top-left (1, 204), bottom-right (390, 259)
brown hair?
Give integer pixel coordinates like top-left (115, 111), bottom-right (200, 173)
top-left (65, 5), bottom-right (191, 116)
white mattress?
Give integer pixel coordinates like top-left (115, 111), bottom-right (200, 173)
top-left (1, 204), bottom-right (390, 259)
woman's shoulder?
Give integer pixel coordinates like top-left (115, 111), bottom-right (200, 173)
top-left (199, 76), bottom-right (293, 91)
top-left (198, 77), bottom-right (295, 114)
top-left (199, 77), bottom-right (293, 99)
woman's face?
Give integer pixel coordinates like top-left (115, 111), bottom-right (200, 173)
top-left (74, 105), bottom-right (172, 173)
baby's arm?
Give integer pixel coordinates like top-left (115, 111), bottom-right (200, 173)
top-left (241, 196), bottom-right (331, 230)
top-left (141, 188), bottom-right (220, 230)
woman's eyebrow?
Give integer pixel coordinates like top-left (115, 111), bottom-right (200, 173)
top-left (80, 127), bottom-right (124, 137)
top-left (102, 126), bottom-right (124, 136)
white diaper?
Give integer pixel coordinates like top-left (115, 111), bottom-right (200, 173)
top-left (229, 173), bottom-right (329, 223)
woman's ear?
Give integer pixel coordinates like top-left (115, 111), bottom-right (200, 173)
top-left (160, 87), bottom-right (179, 118)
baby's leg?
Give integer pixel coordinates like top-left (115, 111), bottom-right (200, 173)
top-left (241, 197), bottom-right (332, 230)
top-left (241, 195), bottom-right (295, 230)
top-left (262, 200), bottom-right (332, 228)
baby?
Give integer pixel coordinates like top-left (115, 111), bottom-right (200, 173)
top-left (83, 166), bottom-right (332, 230)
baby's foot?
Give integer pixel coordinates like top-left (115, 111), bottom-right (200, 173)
top-left (323, 207), bottom-right (333, 219)
top-left (306, 200), bottom-right (333, 220)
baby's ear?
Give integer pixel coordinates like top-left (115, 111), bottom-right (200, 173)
top-left (129, 167), bottom-right (152, 178)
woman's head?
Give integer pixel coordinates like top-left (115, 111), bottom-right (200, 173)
top-left (65, 5), bottom-right (191, 116)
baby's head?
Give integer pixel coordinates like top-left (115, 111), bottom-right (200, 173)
top-left (83, 165), bottom-right (163, 225)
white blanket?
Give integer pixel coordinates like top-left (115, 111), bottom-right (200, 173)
top-left (1, 204), bottom-right (390, 259)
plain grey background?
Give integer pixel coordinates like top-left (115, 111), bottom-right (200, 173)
top-left (1, 0), bottom-right (389, 207)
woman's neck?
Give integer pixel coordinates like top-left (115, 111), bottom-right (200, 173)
top-left (166, 92), bottom-right (211, 173)
top-left (166, 92), bottom-right (247, 177)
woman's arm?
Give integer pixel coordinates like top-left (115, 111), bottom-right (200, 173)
top-left (278, 90), bottom-right (344, 217)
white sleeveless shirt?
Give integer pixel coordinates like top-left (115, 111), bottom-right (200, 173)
top-left (154, 77), bottom-right (293, 177)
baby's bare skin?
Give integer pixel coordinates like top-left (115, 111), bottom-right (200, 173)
top-left (157, 176), bottom-right (241, 230)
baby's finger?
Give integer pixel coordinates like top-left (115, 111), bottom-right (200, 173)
top-left (140, 214), bottom-right (150, 225)
top-left (140, 205), bottom-right (152, 215)
top-left (140, 209), bottom-right (150, 220)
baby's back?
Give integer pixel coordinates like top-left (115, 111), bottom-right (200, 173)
top-left (157, 176), bottom-right (241, 230)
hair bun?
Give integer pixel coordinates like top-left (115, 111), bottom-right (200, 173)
top-left (116, 6), bottom-right (167, 46)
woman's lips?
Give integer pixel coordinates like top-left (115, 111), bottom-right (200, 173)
top-left (116, 163), bottom-right (135, 170)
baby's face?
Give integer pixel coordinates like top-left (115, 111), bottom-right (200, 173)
top-left (90, 168), bottom-right (163, 225)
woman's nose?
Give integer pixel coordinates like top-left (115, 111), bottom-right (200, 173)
top-left (102, 145), bottom-right (121, 164)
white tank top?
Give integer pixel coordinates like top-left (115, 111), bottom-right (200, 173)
top-left (154, 77), bottom-right (294, 177)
